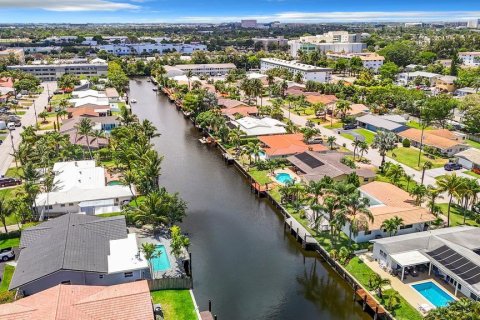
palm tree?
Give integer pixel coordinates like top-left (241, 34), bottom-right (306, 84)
top-left (38, 110), bottom-right (48, 124)
top-left (120, 170), bottom-right (138, 205)
top-left (335, 100), bottom-right (352, 121)
top-left (228, 128), bottom-right (243, 154)
top-left (372, 131), bottom-right (398, 170)
top-left (358, 141), bottom-right (369, 160)
top-left (327, 136), bottom-right (336, 150)
top-left (381, 216), bottom-right (404, 237)
top-left (141, 119), bottom-right (161, 141)
top-left (459, 178), bottom-right (480, 224)
top-left (436, 174), bottom-right (465, 227)
top-left (404, 174), bottom-right (414, 192)
top-left (410, 184), bottom-right (427, 206)
top-left (369, 274), bottom-right (391, 298)
top-left (342, 192), bottom-right (373, 245)
top-left (385, 163), bottom-right (405, 186)
top-left (421, 161), bottom-right (433, 185)
top-left (426, 185), bottom-right (443, 214)
top-left (128, 190), bottom-right (169, 229)
top-left (312, 102), bottom-right (326, 119)
top-left (170, 225), bottom-right (190, 258)
top-left (141, 242), bottom-right (159, 276)
top-left (75, 117), bottom-right (94, 159)
top-left (352, 139), bottom-right (362, 160)
top-left (0, 197), bottom-right (14, 233)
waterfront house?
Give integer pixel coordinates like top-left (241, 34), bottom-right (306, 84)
top-left (35, 160), bottom-right (132, 217)
top-left (258, 133), bottom-right (327, 159)
top-left (398, 128), bottom-right (469, 157)
top-left (218, 98), bottom-right (258, 119)
top-left (341, 181), bottom-right (436, 243)
top-left (286, 151), bottom-right (375, 183)
top-left (10, 213), bottom-right (149, 295)
top-left (105, 87), bottom-right (120, 103)
top-left (0, 281), bottom-right (154, 319)
top-left (356, 114), bottom-right (407, 133)
top-left (231, 117), bottom-right (287, 136)
top-left (371, 226), bottom-right (480, 300)
top-left (67, 104), bottom-right (112, 118)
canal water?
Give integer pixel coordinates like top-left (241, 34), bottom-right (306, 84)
top-left (129, 79), bottom-right (369, 320)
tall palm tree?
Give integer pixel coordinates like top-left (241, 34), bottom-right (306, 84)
top-left (381, 216), bottom-right (404, 237)
top-left (120, 170), bottom-right (138, 205)
top-left (342, 192), bottom-right (373, 245)
top-left (141, 242), bottom-right (159, 276)
top-left (358, 141), bottom-right (369, 160)
top-left (426, 185), bottom-right (443, 214)
top-left (228, 128), bottom-right (243, 154)
top-left (421, 161), bottom-right (433, 185)
top-left (459, 178), bottom-right (480, 224)
top-left (372, 131), bottom-right (398, 170)
top-left (385, 163), bottom-right (405, 186)
top-left (128, 190), bottom-right (169, 229)
top-left (410, 184), bottom-right (427, 206)
top-left (0, 197), bottom-right (14, 233)
top-left (75, 117), bottom-right (94, 159)
top-left (327, 136), bottom-right (336, 150)
top-left (352, 139), bottom-right (362, 160)
top-left (335, 100), bottom-right (352, 121)
top-left (436, 174), bottom-right (465, 227)
top-left (141, 119), bottom-right (160, 141)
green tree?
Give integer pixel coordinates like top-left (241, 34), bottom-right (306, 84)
top-left (372, 131), bottom-right (398, 169)
top-left (425, 298), bottom-right (480, 320)
top-left (379, 62), bottom-right (399, 81)
top-left (436, 174), bottom-right (464, 227)
top-left (170, 225), bottom-right (190, 258)
top-left (0, 197), bottom-right (14, 233)
top-left (141, 242), bottom-right (159, 275)
top-left (381, 216), bottom-right (404, 237)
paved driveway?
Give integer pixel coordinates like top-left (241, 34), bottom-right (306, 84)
top-left (426, 167), bottom-right (472, 179)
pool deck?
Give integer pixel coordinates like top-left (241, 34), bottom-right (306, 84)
top-left (358, 252), bottom-right (461, 314)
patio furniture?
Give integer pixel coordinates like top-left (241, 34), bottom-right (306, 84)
top-left (419, 303), bottom-right (433, 313)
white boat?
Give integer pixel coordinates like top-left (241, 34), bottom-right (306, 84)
top-left (130, 99), bottom-right (137, 103)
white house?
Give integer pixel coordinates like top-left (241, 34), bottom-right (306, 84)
top-left (459, 52), bottom-right (480, 67)
top-left (371, 226), bottom-right (480, 301)
top-left (260, 58), bottom-right (332, 83)
top-left (397, 71), bottom-right (441, 86)
top-left (35, 160), bottom-right (133, 218)
top-left (174, 63), bottom-right (236, 76)
top-left (326, 52), bottom-right (385, 72)
top-left (231, 117), bottom-right (287, 136)
top-left (455, 148), bottom-right (480, 170)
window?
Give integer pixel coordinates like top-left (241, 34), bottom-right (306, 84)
top-left (69, 203), bottom-right (74, 206)
top-left (99, 275), bottom-right (104, 279)
top-left (471, 293), bottom-right (479, 301)
top-left (400, 224), bottom-right (413, 230)
top-left (124, 272), bottom-right (133, 278)
top-left (61, 280), bottom-right (71, 285)
top-left (380, 250), bottom-right (387, 258)
top-left (364, 230), bottom-right (372, 235)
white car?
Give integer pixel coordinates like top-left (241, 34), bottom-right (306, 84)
top-left (0, 247), bottom-right (14, 262)
top-left (6, 122), bottom-right (15, 130)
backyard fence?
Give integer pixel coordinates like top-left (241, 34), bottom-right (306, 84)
top-left (148, 277), bottom-right (193, 290)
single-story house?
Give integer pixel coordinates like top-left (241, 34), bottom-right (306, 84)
top-left (258, 133), bottom-right (328, 158)
top-left (10, 214), bottom-right (149, 295)
top-left (356, 114), bottom-right (407, 133)
top-left (347, 104), bottom-right (370, 117)
top-left (371, 226), bottom-right (480, 300)
top-left (67, 104), bottom-right (111, 118)
top-left (105, 87), bottom-right (120, 103)
top-left (0, 77), bottom-right (14, 88)
top-left (61, 115), bottom-right (119, 133)
top-left (341, 181), bottom-right (436, 243)
top-left (218, 98), bottom-right (258, 118)
top-left (456, 87), bottom-right (478, 97)
top-left (305, 94), bottom-right (337, 107)
top-left (379, 114), bottom-right (407, 124)
top-left (71, 89), bottom-right (106, 99)
top-left (231, 117), bottom-right (287, 136)
top-left (398, 128), bottom-right (469, 157)
top-left (35, 160), bottom-right (132, 217)
top-left (287, 151), bottom-right (375, 183)
top-left (455, 148), bottom-right (480, 170)
top-left (70, 96), bottom-right (110, 108)
top-left (0, 281), bottom-right (154, 319)
top-left (436, 75), bottom-right (457, 93)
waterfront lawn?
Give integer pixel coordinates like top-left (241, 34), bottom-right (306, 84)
top-left (249, 169), bottom-right (271, 185)
top-left (466, 139), bottom-right (480, 150)
top-left (345, 257), bottom-right (376, 288)
top-left (387, 147), bottom-right (447, 171)
top-left (151, 290), bottom-right (197, 320)
top-left (377, 289), bottom-right (423, 320)
top-left (0, 265), bottom-right (14, 292)
top-left (437, 203), bottom-right (479, 227)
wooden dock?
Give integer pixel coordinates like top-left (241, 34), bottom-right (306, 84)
top-left (200, 311), bottom-right (214, 320)
top-left (356, 288), bottom-right (386, 318)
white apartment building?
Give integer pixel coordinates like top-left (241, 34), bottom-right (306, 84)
top-left (326, 52), bottom-right (385, 72)
top-left (459, 52), bottom-right (480, 67)
top-left (260, 58), bottom-right (332, 83)
top-left (289, 40), bottom-right (366, 58)
top-left (98, 43), bottom-right (207, 56)
top-left (174, 63), bottom-right (237, 76)
top-left (8, 59), bottom-right (107, 81)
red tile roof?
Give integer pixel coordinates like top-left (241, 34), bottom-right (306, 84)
top-left (0, 77), bottom-right (14, 88)
top-left (0, 281), bottom-right (154, 320)
top-left (221, 106), bottom-right (258, 117)
top-left (259, 133), bottom-right (328, 156)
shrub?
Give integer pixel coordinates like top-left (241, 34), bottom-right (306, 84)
top-left (0, 291), bottom-right (15, 304)
top-left (402, 138), bottom-right (411, 148)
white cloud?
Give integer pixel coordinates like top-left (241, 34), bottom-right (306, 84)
top-left (0, 0), bottom-right (139, 11)
top-left (180, 10), bottom-right (480, 23)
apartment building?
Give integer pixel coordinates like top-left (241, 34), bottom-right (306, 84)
top-left (174, 63), bottom-right (237, 76)
top-left (260, 58), bottom-right (332, 83)
top-left (326, 52), bottom-right (384, 72)
top-left (289, 39), bottom-right (366, 57)
top-left (7, 59), bottom-right (108, 81)
top-left (98, 43), bottom-right (207, 55)
top-left (459, 52), bottom-right (480, 66)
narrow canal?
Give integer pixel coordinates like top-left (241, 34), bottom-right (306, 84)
top-left (129, 78), bottom-right (370, 320)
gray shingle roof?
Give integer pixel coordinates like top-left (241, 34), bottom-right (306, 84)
top-left (357, 114), bottom-right (405, 131)
top-left (10, 214), bottom-right (127, 290)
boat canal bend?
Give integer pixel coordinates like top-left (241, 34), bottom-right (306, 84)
top-left (129, 78), bottom-right (370, 320)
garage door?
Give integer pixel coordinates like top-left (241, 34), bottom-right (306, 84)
top-left (457, 157), bottom-right (473, 170)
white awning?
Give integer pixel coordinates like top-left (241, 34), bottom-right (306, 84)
top-left (391, 251), bottom-right (430, 267)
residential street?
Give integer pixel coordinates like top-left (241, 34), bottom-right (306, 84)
top-left (0, 82), bottom-right (56, 176)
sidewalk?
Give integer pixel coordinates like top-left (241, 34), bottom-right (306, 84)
top-left (0, 82), bottom-right (57, 176)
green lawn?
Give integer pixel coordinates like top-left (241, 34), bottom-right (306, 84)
top-left (151, 290), bottom-right (197, 320)
top-left (248, 169), bottom-right (272, 185)
top-left (387, 147), bottom-right (448, 171)
top-left (340, 129), bottom-right (376, 145)
top-left (50, 93), bottom-right (71, 106)
top-left (378, 289), bottom-right (423, 320)
top-left (437, 203), bottom-right (479, 227)
top-left (97, 212), bottom-right (124, 218)
top-left (464, 170), bottom-right (480, 179)
top-left (345, 257), bottom-right (377, 287)
top-left (0, 238), bottom-right (20, 250)
top-left (466, 139), bottom-right (480, 150)
top-left (324, 122), bottom-right (343, 129)
top-left (340, 132), bottom-right (355, 141)
top-left (0, 265), bottom-right (14, 292)
top-left (5, 167), bottom-right (23, 178)
top-left (0, 187), bottom-right (19, 199)
top-left (406, 120), bottom-right (433, 130)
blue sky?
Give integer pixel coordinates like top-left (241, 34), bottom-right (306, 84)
top-left (2, 0), bottom-right (480, 24)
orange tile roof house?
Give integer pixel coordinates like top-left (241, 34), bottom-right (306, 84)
top-left (305, 94), bottom-right (337, 106)
top-left (341, 181), bottom-right (437, 243)
top-left (398, 128), bottom-right (469, 157)
top-left (259, 133), bottom-right (328, 158)
top-left (0, 281), bottom-right (154, 320)
top-left (218, 98), bottom-right (258, 118)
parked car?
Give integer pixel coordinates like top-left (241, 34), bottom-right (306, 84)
top-left (6, 122), bottom-right (15, 130)
top-left (472, 203), bottom-right (480, 214)
top-left (343, 123), bottom-right (357, 130)
top-left (0, 247), bottom-right (15, 262)
top-left (0, 177), bottom-right (22, 188)
top-left (444, 163), bottom-right (463, 171)
top-left (307, 137), bottom-right (324, 144)
top-left (14, 121), bottom-right (21, 127)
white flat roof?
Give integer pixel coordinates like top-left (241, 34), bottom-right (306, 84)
top-left (391, 251), bottom-right (430, 267)
top-left (108, 233), bottom-right (149, 273)
top-left (261, 58), bottom-right (332, 72)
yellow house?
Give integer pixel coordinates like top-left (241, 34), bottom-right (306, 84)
top-left (436, 75), bottom-right (457, 93)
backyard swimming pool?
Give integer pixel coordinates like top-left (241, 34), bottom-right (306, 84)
top-left (151, 245), bottom-right (171, 272)
top-left (275, 172), bottom-right (293, 184)
top-left (412, 281), bottom-right (455, 308)
top-left (107, 180), bottom-right (122, 186)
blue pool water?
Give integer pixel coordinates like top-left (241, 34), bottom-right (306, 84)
top-left (151, 245), bottom-right (171, 272)
top-left (275, 172), bottom-right (293, 184)
top-left (107, 180), bottom-right (122, 186)
top-left (412, 281), bottom-right (454, 307)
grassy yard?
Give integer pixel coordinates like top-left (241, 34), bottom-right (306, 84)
top-left (0, 238), bottom-right (20, 250)
top-left (37, 115), bottom-right (56, 130)
top-left (324, 122), bottom-right (343, 129)
top-left (345, 257), bottom-right (377, 287)
top-left (437, 203), bottom-right (479, 227)
top-left (378, 289), bottom-right (423, 320)
top-left (151, 290), bottom-right (197, 320)
top-left (464, 170), bottom-right (480, 179)
top-left (249, 169), bottom-right (272, 185)
top-left (340, 132), bottom-right (355, 141)
top-left (387, 147), bottom-right (448, 171)
top-left (466, 139), bottom-right (480, 150)
top-left (0, 187), bottom-right (19, 199)
top-left (5, 167), bottom-right (23, 178)
top-left (50, 93), bottom-right (71, 106)
top-left (406, 120), bottom-right (433, 130)
top-left (340, 128), bottom-right (376, 145)
top-left (0, 265), bottom-right (14, 292)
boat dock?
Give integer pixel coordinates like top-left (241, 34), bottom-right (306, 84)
top-left (356, 288), bottom-right (386, 319)
top-left (284, 217), bottom-right (317, 249)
